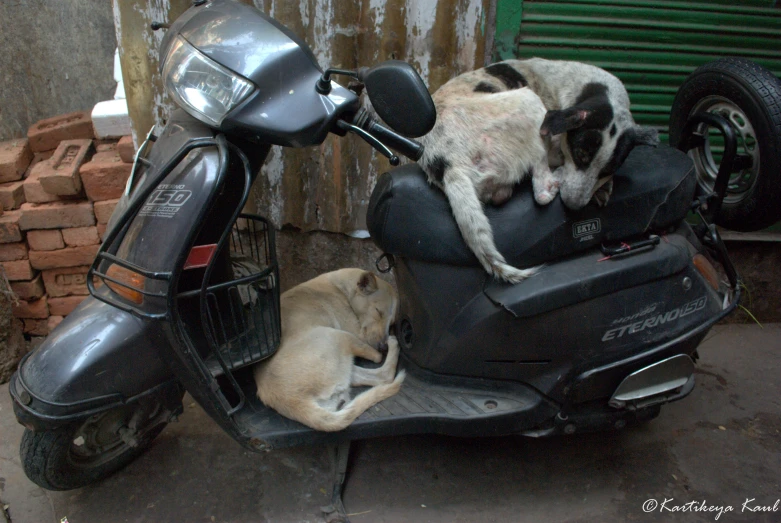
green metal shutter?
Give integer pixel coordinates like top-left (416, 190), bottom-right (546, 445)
top-left (494, 0), bottom-right (781, 143)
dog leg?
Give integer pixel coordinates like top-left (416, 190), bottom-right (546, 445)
top-left (293, 372), bottom-right (406, 432)
top-left (351, 335), bottom-right (401, 386)
top-left (348, 338), bottom-right (384, 364)
top-left (443, 168), bottom-right (540, 284)
top-left (532, 161), bottom-right (560, 205)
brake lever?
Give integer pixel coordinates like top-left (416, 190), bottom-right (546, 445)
top-left (336, 120), bottom-right (400, 166)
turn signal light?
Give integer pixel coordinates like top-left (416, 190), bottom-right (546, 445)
top-left (105, 265), bottom-right (145, 304)
top-left (693, 254), bottom-right (720, 291)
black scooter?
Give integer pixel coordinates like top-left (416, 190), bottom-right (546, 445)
top-left (10, 1), bottom-right (739, 520)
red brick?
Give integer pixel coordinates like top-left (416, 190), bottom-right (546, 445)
top-left (18, 201), bottom-right (95, 230)
top-left (27, 229), bottom-right (64, 251)
top-left (42, 265), bottom-right (90, 297)
top-left (23, 151), bottom-right (55, 179)
top-left (0, 242), bottom-right (28, 261)
top-left (0, 210), bottom-right (23, 243)
top-left (62, 226), bottom-right (99, 247)
top-left (2, 259), bottom-right (35, 281)
top-left (94, 198), bottom-right (119, 224)
top-left (10, 274), bottom-right (45, 300)
top-left (27, 111), bottom-right (94, 153)
top-left (29, 244), bottom-right (99, 270)
top-left (49, 295), bottom-right (87, 316)
top-left (96, 140), bottom-right (118, 153)
top-left (39, 139), bottom-right (93, 196)
top-left (0, 138), bottom-right (33, 183)
top-left (97, 223), bottom-right (107, 241)
top-left (0, 181), bottom-right (26, 210)
top-left (47, 315), bottom-right (64, 333)
top-left (80, 152), bottom-right (131, 201)
top-left (30, 150), bottom-right (54, 167)
top-left (12, 295), bottom-right (48, 319)
top-left (23, 161), bottom-right (61, 204)
top-left (23, 319), bottom-right (49, 336)
top-left (117, 136), bottom-right (135, 163)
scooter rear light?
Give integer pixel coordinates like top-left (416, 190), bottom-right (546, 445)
top-left (693, 254), bottom-right (719, 291)
top-left (105, 265), bottom-right (146, 304)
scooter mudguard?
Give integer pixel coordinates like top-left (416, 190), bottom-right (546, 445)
top-left (10, 297), bottom-right (177, 430)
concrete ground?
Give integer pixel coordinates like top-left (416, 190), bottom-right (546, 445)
top-left (1, 324), bottom-right (779, 523)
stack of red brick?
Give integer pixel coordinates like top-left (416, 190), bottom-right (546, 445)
top-left (0, 111), bottom-right (135, 338)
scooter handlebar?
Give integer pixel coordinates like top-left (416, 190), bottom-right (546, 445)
top-left (362, 119), bottom-right (425, 161)
top-left (348, 110), bottom-right (425, 162)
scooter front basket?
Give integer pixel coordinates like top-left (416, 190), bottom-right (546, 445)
top-left (200, 214), bottom-right (281, 375)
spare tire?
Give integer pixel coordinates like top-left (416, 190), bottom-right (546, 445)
top-left (669, 58), bottom-right (781, 231)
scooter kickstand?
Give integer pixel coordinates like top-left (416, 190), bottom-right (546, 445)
top-left (321, 441), bottom-right (352, 523)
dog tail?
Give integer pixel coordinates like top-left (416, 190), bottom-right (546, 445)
top-left (442, 166), bottom-right (541, 283)
top-left (291, 371), bottom-right (406, 433)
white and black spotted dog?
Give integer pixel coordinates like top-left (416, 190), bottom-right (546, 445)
top-left (418, 58), bottom-right (659, 283)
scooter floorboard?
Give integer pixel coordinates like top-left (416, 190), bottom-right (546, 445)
top-left (234, 362), bottom-right (556, 450)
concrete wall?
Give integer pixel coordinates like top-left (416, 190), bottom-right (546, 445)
top-left (0, 1), bottom-right (117, 141)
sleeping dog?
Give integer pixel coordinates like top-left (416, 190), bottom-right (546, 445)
top-left (254, 269), bottom-right (404, 432)
top-left (418, 58), bottom-right (659, 283)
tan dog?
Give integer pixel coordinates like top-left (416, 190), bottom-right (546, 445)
top-left (253, 269), bottom-right (405, 432)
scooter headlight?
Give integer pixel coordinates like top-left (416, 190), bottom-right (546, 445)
top-left (162, 36), bottom-right (255, 126)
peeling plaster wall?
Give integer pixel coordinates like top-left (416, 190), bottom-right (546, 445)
top-left (0, 1), bottom-right (117, 141)
top-left (116, 0), bottom-right (490, 234)
top-left (112, 0), bottom-right (190, 146)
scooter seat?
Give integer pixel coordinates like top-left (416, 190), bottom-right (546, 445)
top-left (366, 145), bottom-right (696, 268)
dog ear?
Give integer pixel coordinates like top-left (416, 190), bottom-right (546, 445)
top-left (540, 108), bottom-right (590, 136)
top-left (630, 126), bottom-right (660, 147)
top-left (357, 271), bottom-right (378, 295)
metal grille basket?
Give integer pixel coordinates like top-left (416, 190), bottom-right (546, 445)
top-left (201, 214), bottom-right (281, 374)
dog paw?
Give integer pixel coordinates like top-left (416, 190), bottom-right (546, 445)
top-left (392, 370), bottom-right (406, 388)
top-left (533, 180), bottom-right (560, 206)
top-left (534, 190), bottom-right (555, 205)
top-left (387, 335), bottom-right (398, 348)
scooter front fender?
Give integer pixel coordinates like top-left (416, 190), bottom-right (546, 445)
top-left (10, 297), bottom-right (178, 430)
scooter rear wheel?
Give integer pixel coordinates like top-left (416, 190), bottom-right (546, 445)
top-left (20, 402), bottom-right (169, 491)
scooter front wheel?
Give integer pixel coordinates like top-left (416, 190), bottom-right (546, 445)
top-left (20, 401), bottom-right (170, 491)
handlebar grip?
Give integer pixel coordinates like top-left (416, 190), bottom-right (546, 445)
top-left (364, 120), bottom-right (425, 161)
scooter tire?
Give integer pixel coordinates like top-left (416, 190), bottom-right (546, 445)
top-left (20, 417), bottom-right (167, 491)
top-left (669, 57), bottom-right (781, 231)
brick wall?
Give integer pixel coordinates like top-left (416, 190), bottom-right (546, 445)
top-left (0, 112), bottom-right (133, 338)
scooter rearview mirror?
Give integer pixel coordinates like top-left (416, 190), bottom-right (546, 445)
top-left (357, 61), bottom-right (436, 138)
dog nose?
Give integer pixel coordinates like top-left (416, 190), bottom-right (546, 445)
top-left (378, 341), bottom-right (389, 353)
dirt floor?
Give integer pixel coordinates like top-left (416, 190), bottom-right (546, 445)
top-left (1, 323), bottom-right (780, 523)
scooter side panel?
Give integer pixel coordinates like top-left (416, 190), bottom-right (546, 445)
top-left (395, 231), bottom-right (723, 404)
top-left (12, 297), bottom-right (173, 416)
